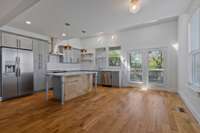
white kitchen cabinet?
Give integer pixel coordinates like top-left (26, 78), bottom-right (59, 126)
top-left (17, 36), bottom-right (33, 50)
top-left (2, 32), bottom-right (18, 48)
top-left (1, 32), bottom-right (33, 50)
top-left (33, 39), bottom-right (48, 91)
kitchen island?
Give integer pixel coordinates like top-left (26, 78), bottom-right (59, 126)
top-left (46, 71), bottom-right (97, 104)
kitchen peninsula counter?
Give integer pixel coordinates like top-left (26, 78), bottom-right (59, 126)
top-left (46, 71), bottom-right (97, 104)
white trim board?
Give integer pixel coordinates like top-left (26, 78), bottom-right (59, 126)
top-left (178, 90), bottom-right (200, 124)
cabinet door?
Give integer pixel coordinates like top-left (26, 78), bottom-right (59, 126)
top-left (18, 36), bottom-right (33, 50)
top-left (39, 40), bottom-right (48, 70)
top-left (33, 40), bottom-right (48, 91)
top-left (2, 32), bottom-right (17, 48)
top-left (0, 32), bottom-right (2, 46)
top-left (112, 72), bottom-right (119, 87)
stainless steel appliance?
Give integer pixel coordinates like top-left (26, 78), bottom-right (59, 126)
top-left (0, 47), bottom-right (33, 100)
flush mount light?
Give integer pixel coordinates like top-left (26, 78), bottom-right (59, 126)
top-left (81, 30), bottom-right (86, 34)
top-left (129, 0), bottom-right (140, 14)
top-left (25, 21), bottom-right (31, 25)
top-left (62, 33), bottom-right (66, 37)
top-left (65, 22), bottom-right (71, 26)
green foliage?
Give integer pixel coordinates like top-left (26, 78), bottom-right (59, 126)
top-left (148, 51), bottom-right (163, 69)
top-left (109, 49), bottom-right (121, 66)
top-left (130, 52), bottom-right (142, 68)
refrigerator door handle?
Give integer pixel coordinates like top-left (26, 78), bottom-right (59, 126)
top-left (15, 57), bottom-right (18, 77)
top-left (18, 68), bottom-right (21, 77)
top-left (18, 57), bottom-right (21, 77)
top-left (40, 54), bottom-right (43, 68)
top-left (38, 54), bottom-right (40, 69)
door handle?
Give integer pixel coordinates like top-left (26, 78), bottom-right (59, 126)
top-left (15, 57), bottom-right (18, 77)
top-left (16, 68), bottom-right (18, 77)
top-left (18, 68), bottom-right (21, 77)
top-left (41, 54), bottom-right (43, 68)
top-left (38, 54), bottom-right (41, 69)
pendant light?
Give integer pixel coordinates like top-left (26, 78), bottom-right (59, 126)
top-left (63, 22), bottom-right (72, 50)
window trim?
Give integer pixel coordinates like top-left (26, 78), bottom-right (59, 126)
top-left (188, 8), bottom-right (200, 91)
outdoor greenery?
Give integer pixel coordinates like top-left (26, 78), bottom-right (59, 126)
top-left (130, 52), bottom-right (142, 68)
top-left (148, 50), bottom-right (164, 69)
top-left (109, 48), bottom-right (121, 66)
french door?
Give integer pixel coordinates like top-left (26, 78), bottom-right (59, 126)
top-left (129, 48), bottom-right (167, 86)
top-left (129, 50), bottom-right (144, 83)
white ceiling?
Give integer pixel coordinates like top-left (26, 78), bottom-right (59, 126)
top-left (5, 0), bottom-right (192, 39)
top-left (0, 0), bottom-right (40, 26)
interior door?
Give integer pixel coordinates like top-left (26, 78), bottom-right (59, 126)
top-left (18, 49), bottom-right (33, 96)
top-left (2, 48), bottom-right (18, 99)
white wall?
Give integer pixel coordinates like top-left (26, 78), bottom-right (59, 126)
top-left (178, 0), bottom-right (200, 123)
top-left (82, 20), bottom-right (178, 91)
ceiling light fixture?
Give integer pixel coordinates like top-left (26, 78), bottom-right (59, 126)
top-left (81, 30), bottom-right (86, 34)
top-left (25, 21), bottom-right (31, 25)
top-left (129, 0), bottom-right (140, 14)
top-left (62, 33), bottom-right (66, 37)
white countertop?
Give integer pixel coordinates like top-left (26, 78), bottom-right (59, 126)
top-left (47, 71), bottom-right (97, 77)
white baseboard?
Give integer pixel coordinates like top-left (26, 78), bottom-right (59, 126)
top-left (178, 90), bottom-right (200, 124)
top-left (0, 97), bottom-right (3, 102)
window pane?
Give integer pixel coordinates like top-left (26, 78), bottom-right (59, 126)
top-left (190, 10), bottom-right (200, 51)
top-left (148, 50), bottom-right (164, 69)
top-left (148, 49), bottom-right (165, 84)
top-left (130, 69), bottom-right (143, 82)
top-left (149, 70), bottom-right (164, 84)
top-left (109, 47), bottom-right (121, 66)
top-left (193, 53), bottom-right (200, 86)
top-left (130, 51), bottom-right (143, 82)
top-left (130, 51), bottom-right (142, 69)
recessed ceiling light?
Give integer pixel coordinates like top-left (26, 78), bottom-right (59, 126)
top-left (62, 33), bottom-right (66, 37)
top-left (25, 21), bottom-right (31, 25)
top-left (98, 32), bottom-right (104, 35)
top-left (81, 30), bottom-right (86, 34)
top-left (65, 22), bottom-right (71, 26)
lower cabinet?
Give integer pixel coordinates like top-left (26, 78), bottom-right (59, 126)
top-left (98, 71), bottom-right (120, 87)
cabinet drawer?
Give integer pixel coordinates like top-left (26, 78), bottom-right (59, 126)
top-left (64, 76), bottom-right (82, 83)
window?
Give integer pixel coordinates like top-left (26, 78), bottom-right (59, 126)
top-left (108, 47), bottom-right (121, 67)
top-left (192, 53), bottom-right (200, 86)
top-left (189, 9), bottom-right (200, 87)
top-left (189, 9), bottom-right (200, 52)
top-left (130, 50), bottom-right (143, 82)
top-left (148, 49), bottom-right (165, 84)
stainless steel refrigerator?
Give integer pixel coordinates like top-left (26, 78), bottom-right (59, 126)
top-left (0, 47), bottom-right (33, 100)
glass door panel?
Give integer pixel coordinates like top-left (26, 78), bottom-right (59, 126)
top-left (130, 50), bottom-right (143, 82)
top-left (148, 49), bottom-right (165, 84)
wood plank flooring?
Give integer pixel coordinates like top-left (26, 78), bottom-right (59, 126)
top-left (0, 87), bottom-right (199, 133)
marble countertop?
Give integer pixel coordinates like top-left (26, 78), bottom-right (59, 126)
top-left (47, 71), bottom-right (97, 77)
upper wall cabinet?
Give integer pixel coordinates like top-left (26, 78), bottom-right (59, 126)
top-left (1, 32), bottom-right (33, 50)
top-left (2, 32), bottom-right (18, 48)
top-left (17, 36), bottom-right (33, 50)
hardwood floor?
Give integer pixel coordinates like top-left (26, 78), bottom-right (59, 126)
top-left (0, 87), bottom-right (199, 133)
